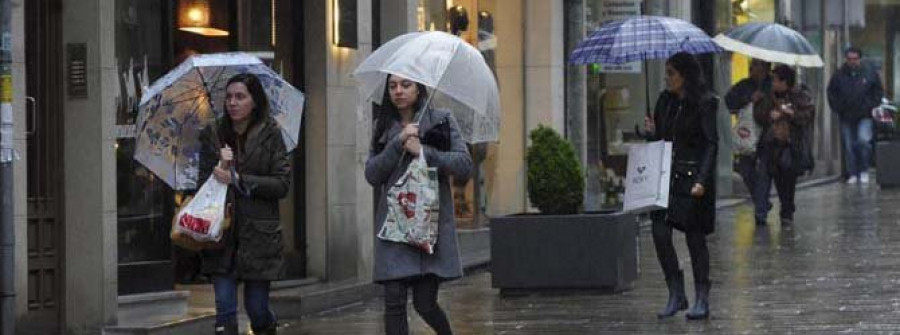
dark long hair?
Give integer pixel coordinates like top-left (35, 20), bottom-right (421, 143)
top-left (369, 75), bottom-right (429, 153)
top-left (219, 73), bottom-right (269, 146)
top-left (666, 52), bottom-right (707, 105)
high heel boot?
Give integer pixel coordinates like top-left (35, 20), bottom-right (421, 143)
top-left (657, 270), bottom-right (688, 318)
top-left (685, 281), bottom-right (710, 320)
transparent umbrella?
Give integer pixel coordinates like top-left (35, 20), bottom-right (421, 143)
top-left (353, 31), bottom-right (500, 143)
top-left (134, 52), bottom-right (305, 190)
top-left (713, 22), bottom-right (823, 68)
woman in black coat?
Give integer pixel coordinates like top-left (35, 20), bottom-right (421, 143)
top-left (644, 52), bottom-right (718, 320)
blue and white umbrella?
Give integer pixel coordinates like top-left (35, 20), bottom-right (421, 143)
top-left (569, 15), bottom-right (723, 65)
top-left (134, 52), bottom-right (305, 190)
top-left (714, 22), bottom-right (823, 68)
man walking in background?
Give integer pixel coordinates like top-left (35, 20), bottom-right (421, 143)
top-left (725, 59), bottom-right (771, 223)
top-left (827, 47), bottom-right (884, 184)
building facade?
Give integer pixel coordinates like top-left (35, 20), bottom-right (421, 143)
top-left (5, 0), bottom-right (850, 333)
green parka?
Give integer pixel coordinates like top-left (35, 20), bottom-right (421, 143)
top-left (197, 117), bottom-right (290, 281)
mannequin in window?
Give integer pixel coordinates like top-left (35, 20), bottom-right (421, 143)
top-left (477, 10), bottom-right (497, 55)
top-left (478, 10), bottom-right (493, 34)
top-left (448, 5), bottom-right (469, 36)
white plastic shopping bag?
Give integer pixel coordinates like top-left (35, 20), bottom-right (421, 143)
top-left (378, 149), bottom-right (440, 254)
top-left (174, 166), bottom-right (229, 243)
top-left (732, 103), bottom-right (759, 155)
top-left (623, 141), bottom-right (672, 213)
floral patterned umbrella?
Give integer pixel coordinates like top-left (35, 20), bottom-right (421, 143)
top-left (134, 52), bottom-right (304, 190)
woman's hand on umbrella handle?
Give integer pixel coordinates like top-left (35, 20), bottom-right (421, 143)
top-left (220, 145), bottom-right (234, 168)
top-left (404, 136), bottom-right (422, 156)
top-left (644, 116), bottom-right (656, 134)
top-left (212, 166), bottom-right (232, 184)
top-left (400, 123), bottom-right (419, 142)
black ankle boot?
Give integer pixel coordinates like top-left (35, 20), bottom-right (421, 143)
top-left (657, 270), bottom-right (688, 318)
top-left (253, 320), bottom-right (278, 335)
top-left (254, 325), bottom-right (278, 335)
top-left (214, 319), bottom-right (239, 335)
top-left (686, 281), bottom-right (710, 320)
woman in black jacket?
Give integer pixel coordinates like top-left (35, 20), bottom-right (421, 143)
top-left (644, 52), bottom-right (718, 320)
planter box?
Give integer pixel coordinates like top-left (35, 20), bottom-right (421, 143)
top-left (490, 211), bottom-right (638, 294)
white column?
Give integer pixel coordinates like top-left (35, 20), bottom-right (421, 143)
top-left (10, 0), bottom-right (28, 320)
top-left (304, 0), bottom-right (374, 282)
top-left (524, 0), bottom-right (566, 134)
top-left (485, 0), bottom-right (527, 216)
top-left (380, 0), bottom-right (418, 40)
top-left (62, 0), bottom-right (118, 332)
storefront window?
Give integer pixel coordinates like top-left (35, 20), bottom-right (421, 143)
top-left (116, 0), bottom-right (306, 291)
top-left (418, 0), bottom-right (449, 32)
top-left (584, 0), bottom-right (645, 209)
top-left (729, 0), bottom-right (775, 85)
top-left (115, 0), bottom-right (177, 294)
top-left (412, 0), bottom-right (497, 228)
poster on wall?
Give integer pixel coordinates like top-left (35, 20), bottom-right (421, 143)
top-left (597, 0), bottom-right (642, 74)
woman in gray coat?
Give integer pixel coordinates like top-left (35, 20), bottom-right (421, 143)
top-left (198, 73), bottom-right (290, 335)
top-left (365, 74), bottom-right (473, 335)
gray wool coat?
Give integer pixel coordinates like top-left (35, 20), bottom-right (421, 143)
top-left (365, 108), bottom-right (474, 283)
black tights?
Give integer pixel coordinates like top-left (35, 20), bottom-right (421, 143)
top-left (652, 219), bottom-right (709, 285)
top-left (383, 275), bottom-right (453, 335)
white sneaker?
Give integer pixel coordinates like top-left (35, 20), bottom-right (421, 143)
top-left (860, 172), bottom-right (870, 184)
top-left (848, 176), bottom-right (859, 184)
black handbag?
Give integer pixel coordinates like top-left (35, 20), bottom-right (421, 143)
top-left (421, 117), bottom-right (452, 151)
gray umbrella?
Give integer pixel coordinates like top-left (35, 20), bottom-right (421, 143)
top-left (714, 22), bottom-right (823, 67)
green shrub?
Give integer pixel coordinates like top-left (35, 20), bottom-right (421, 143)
top-left (526, 125), bottom-right (585, 214)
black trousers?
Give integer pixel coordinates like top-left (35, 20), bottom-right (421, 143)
top-left (652, 218), bottom-right (709, 285)
top-left (754, 147), bottom-right (798, 221)
top-left (383, 275), bottom-right (453, 335)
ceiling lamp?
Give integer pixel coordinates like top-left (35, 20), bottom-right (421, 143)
top-left (179, 0), bottom-right (229, 37)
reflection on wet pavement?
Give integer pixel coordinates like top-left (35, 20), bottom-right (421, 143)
top-left (283, 182), bottom-right (900, 334)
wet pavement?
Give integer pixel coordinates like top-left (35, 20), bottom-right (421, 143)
top-left (277, 181), bottom-right (900, 334)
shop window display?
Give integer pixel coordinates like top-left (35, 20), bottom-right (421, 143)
top-left (115, 0), bottom-right (179, 293)
top-left (415, 0), bottom-right (496, 227)
top-left (583, 0), bottom-right (647, 210)
top-left (115, 0), bottom-right (305, 289)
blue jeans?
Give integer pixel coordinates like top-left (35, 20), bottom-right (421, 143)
top-left (735, 154), bottom-right (771, 213)
top-left (213, 275), bottom-right (276, 331)
top-left (841, 118), bottom-right (874, 177)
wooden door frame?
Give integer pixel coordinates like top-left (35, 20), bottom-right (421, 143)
top-left (22, 0), bottom-right (65, 333)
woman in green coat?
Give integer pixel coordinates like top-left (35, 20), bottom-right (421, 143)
top-left (198, 73), bottom-right (291, 335)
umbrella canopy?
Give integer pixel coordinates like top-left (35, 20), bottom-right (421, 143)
top-left (569, 15), bottom-right (723, 65)
top-left (353, 31), bottom-right (500, 144)
top-left (713, 22), bottom-right (823, 67)
top-left (134, 52), bottom-right (305, 190)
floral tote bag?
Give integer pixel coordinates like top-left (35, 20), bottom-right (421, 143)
top-left (377, 149), bottom-right (440, 254)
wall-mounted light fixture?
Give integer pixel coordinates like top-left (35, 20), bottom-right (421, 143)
top-left (179, 0), bottom-right (229, 37)
top-left (333, 0), bottom-right (358, 48)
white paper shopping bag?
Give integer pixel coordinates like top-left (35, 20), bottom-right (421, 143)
top-left (623, 141), bottom-right (672, 213)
